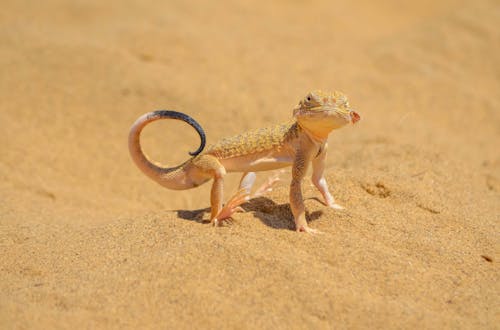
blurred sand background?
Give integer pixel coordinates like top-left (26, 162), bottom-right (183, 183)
top-left (1, 0), bottom-right (499, 328)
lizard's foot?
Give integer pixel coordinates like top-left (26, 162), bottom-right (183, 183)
top-left (328, 203), bottom-right (344, 210)
top-left (323, 195), bottom-right (344, 210)
top-left (212, 188), bottom-right (249, 226)
top-left (319, 191), bottom-right (345, 210)
top-left (296, 224), bottom-right (322, 234)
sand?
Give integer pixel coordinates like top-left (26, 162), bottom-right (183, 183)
top-left (0, 0), bottom-right (498, 328)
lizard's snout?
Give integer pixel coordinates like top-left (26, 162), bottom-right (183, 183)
top-left (350, 110), bottom-right (361, 124)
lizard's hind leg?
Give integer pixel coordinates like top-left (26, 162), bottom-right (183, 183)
top-left (251, 170), bottom-right (282, 198)
top-left (209, 172), bottom-right (255, 225)
top-left (212, 171), bottom-right (284, 226)
top-left (193, 156), bottom-right (250, 226)
top-left (239, 171), bottom-right (283, 198)
top-left (214, 188), bottom-right (249, 224)
top-left (191, 155), bottom-right (228, 225)
top-left (239, 172), bottom-right (256, 194)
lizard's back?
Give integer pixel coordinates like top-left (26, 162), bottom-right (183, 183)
top-left (206, 122), bottom-right (299, 159)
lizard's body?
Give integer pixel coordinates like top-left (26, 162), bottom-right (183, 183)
top-left (208, 122), bottom-right (298, 172)
top-left (129, 91), bottom-right (360, 232)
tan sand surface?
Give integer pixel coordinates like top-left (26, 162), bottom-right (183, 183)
top-left (1, 0), bottom-right (499, 328)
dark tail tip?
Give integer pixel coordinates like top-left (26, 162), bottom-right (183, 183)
top-left (151, 110), bottom-right (206, 156)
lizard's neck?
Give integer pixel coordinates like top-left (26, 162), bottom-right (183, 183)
top-left (297, 121), bottom-right (331, 144)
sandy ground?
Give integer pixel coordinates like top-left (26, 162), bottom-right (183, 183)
top-left (1, 0), bottom-right (499, 328)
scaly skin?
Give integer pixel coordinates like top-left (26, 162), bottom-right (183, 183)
top-left (128, 90), bottom-right (360, 233)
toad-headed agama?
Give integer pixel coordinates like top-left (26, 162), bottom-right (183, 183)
top-left (128, 90), bottom-right (360, 233)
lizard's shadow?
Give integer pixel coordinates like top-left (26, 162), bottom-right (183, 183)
top-left (244, 197), bottom-right (323, 229)
top-left (175, 197), bottom-right (323, 230)
top-left (176, 207), bottom-right (210, 223)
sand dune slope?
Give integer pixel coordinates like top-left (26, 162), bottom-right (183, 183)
top-left (0, 0), bottom-right (498, 328)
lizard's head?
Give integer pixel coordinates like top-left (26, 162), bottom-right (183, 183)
top-left (293, 90), bottom-right (360, 139)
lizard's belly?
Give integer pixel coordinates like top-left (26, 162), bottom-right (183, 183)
top-left (220, 149), bottom-right (294, 173)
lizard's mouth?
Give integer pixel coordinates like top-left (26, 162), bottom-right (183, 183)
top-left (304, 106), bottom-right (340, 115)
top-left (300, 106), bottom-right (359, 124)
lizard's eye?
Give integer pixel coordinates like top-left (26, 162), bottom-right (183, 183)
top-left (306, 96), bottom-right (312, 102)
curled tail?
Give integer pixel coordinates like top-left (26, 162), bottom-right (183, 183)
top-left (128, 110), bottom-right (206, 190)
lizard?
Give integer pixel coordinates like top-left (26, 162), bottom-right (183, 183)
top-left (128, 90), bottom-right (360, 233)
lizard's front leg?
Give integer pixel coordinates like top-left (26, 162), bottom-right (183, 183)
top-left (311, 142), bottom-right (343, 210)
top-left (290, 150), bottom-right (318, 233)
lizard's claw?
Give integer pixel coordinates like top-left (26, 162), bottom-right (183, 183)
top-left (212, 188), bottom-right (249, 226)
